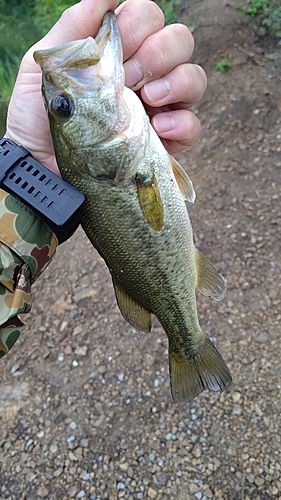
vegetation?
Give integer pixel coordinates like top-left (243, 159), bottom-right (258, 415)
top-left (215, 59), bottom-right (232, 73)
top-left (153, 0), bottom-right (181, 24)
top-left (118, 0), bottom-right (181, 25)
top-left (0, 0), bottom-right (77, 133)
top-left (238, 0), bottom-right (281, 41)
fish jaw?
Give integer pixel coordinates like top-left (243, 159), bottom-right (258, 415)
top-left (34, 11), bottom-right (130, 149)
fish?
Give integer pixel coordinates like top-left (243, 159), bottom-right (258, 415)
top-left (34, 11), bottom-right (232, 402)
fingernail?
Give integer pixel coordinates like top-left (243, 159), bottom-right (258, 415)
top-left (153, 113), bottom-right (175, 133)
top-left (143, 78), bottom-right (170, 103)
top-left (124, 59), bottom-right (143, 88)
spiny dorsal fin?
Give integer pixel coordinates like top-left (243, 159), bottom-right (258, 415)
top-left (112, 278), bottom-right (151, 333)
top-left (195, 248), bottom-right (226, 301)
top-left (169, 337), bottom-right (232, 402)
top-left (136, 173), bottom-right (164, 231)
top-left (170, 156), bottom-right (196, 203)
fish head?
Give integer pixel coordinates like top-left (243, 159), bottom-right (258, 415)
top-left (34, 11), bottom-right (130, 155)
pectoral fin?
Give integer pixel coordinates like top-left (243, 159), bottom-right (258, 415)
top-left (112, 279), bottom-right (151, 333)
top-left (195, 248), bottom-right (226, 301)
top-left (136, 173), bottom-right (164, 231)
top-left (170, 156), bottom-right (196, 203)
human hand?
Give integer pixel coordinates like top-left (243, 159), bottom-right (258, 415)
top-left (5, 0), bottom-right (207, 176)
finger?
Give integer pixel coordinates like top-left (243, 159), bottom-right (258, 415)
top-left (116, 0), bottom-right (164, 61)
top-left (141, 64), bottom-right (207, 108)
top-left (124, 23), bottom-right (194, 90)
top-left (151, 109), bottom-right (201, 153)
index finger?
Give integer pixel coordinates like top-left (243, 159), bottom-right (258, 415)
top-left (116, 0), bottom-right (165, 61)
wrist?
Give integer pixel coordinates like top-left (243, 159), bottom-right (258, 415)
top-left (0, 137), bottom-right (85, 243)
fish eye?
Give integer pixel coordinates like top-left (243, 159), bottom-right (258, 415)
top-left (51, 94), bottom-right (74, 118)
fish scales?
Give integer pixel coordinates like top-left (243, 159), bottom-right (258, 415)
top-left (34, 11), bottom-right (232, 401)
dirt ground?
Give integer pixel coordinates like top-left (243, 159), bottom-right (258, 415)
top-left (1, 1), bottom-right (281, 499)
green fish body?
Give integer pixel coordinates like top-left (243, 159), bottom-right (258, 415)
top-left (34, 12), bottom-right (232, 402)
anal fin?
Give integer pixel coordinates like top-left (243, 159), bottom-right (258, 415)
top-left (169, 337), bottom-right (232, 402)
top-left (112, 279), bottom-right (151, 333)
top-left (195, 248), bottom-right (226, 301)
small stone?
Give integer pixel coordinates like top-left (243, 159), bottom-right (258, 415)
top-left (232, 404), bottom-right (242, 416)
top-left (193, 444), bottom-right (202, 458)
top-left (154, 472), bottom-right (169, 485)
top-left (254, 476), bottom-right (264, 487)
top-left (119, 462), bottom-right (129, 472)
top-left (69, 421), bottom-right (77, 430)
top-left (204, 487), bottom-right (213, 498)
top-left (117, 482), bottom-right (125, 490)
top-left (69, 451), bottom-right (78, 461)
top-left (118, 373), bottom-right (125, 382)
top-left (69, 486), bottom-right (78, 498)
top-left (53, 467), bottom-right (63, 477)
top-left (76, 490), bottom-right (85, 499)
top-left (38, 487), bottom-right (49, 498)
top-left (79, 439), bottom-right (89, 448)
top-left (255, 332), bottom-right (268, 343)
top-left (148, 487), bottom-right (158, 499)
top-left (67, 435), bottom-right (76, 443)
top-left (189, 483), bottom-right (200, 494)
top-left (232, 392), bottom-right (241, 403)
top-left (195, 493), bottom-right (202, 500)
top-left (165, 433), bottom-right (175, 441)
top-left (26, 472), bottom-right (36, 482)
top-left (247, 474), bottom-right (255, 484)
top-left (26, 439), bottom-right (34, 448)
top-left (75, 346), bottom-right (88, 356)
top-left (65, 345), bottom-right (73, 355)
top-left (73, 325), bottom-right (83, 336)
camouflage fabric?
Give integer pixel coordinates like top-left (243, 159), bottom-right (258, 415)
top-left (0, 188), bottom-right (58, 358)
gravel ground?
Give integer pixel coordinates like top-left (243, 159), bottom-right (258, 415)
top-left (1, 1), bottom-right (281, 499)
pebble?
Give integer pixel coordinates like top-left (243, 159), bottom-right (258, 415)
top-left (79, 438), bottom-right (89, 448)
top-left (76, 490), bottom-right (85, 499)
top-left (75, 346), bottom-right (88, 356)
top-left (147, 487), bottom-right (158, 499)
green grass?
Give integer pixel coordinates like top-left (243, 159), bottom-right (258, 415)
top-left (215, 59), bottom-right (232, 73)
top-left (238, 0), bottom-right (281, 41)
top-left (119, 0), bottom-right (182, 25)
top-left (0, 52), bottom-right (21, 109)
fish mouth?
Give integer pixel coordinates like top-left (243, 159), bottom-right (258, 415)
top-left (33, 11), bottom-right (116, 74)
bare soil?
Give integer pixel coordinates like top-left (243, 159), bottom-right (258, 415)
top-left (1, 1), bottom-right (281, 499)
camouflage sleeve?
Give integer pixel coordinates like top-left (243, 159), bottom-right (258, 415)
top-left (0, 188), bottom-right (58, 358)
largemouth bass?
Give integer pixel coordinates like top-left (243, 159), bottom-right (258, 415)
top-left (34, 11), bottom-right (232, 402)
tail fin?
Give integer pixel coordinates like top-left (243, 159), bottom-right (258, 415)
top-left (169, 337), bottom-right (232, 402)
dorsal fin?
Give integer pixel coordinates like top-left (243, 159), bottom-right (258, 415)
top-left (170, 156), bottom-right (196, 203)
top-left (195, 248), bottom-right (226, 301)
top-left (136, 173), bottom-right (164, 231)
top-left (112, 279), bottom-right (152, 333)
